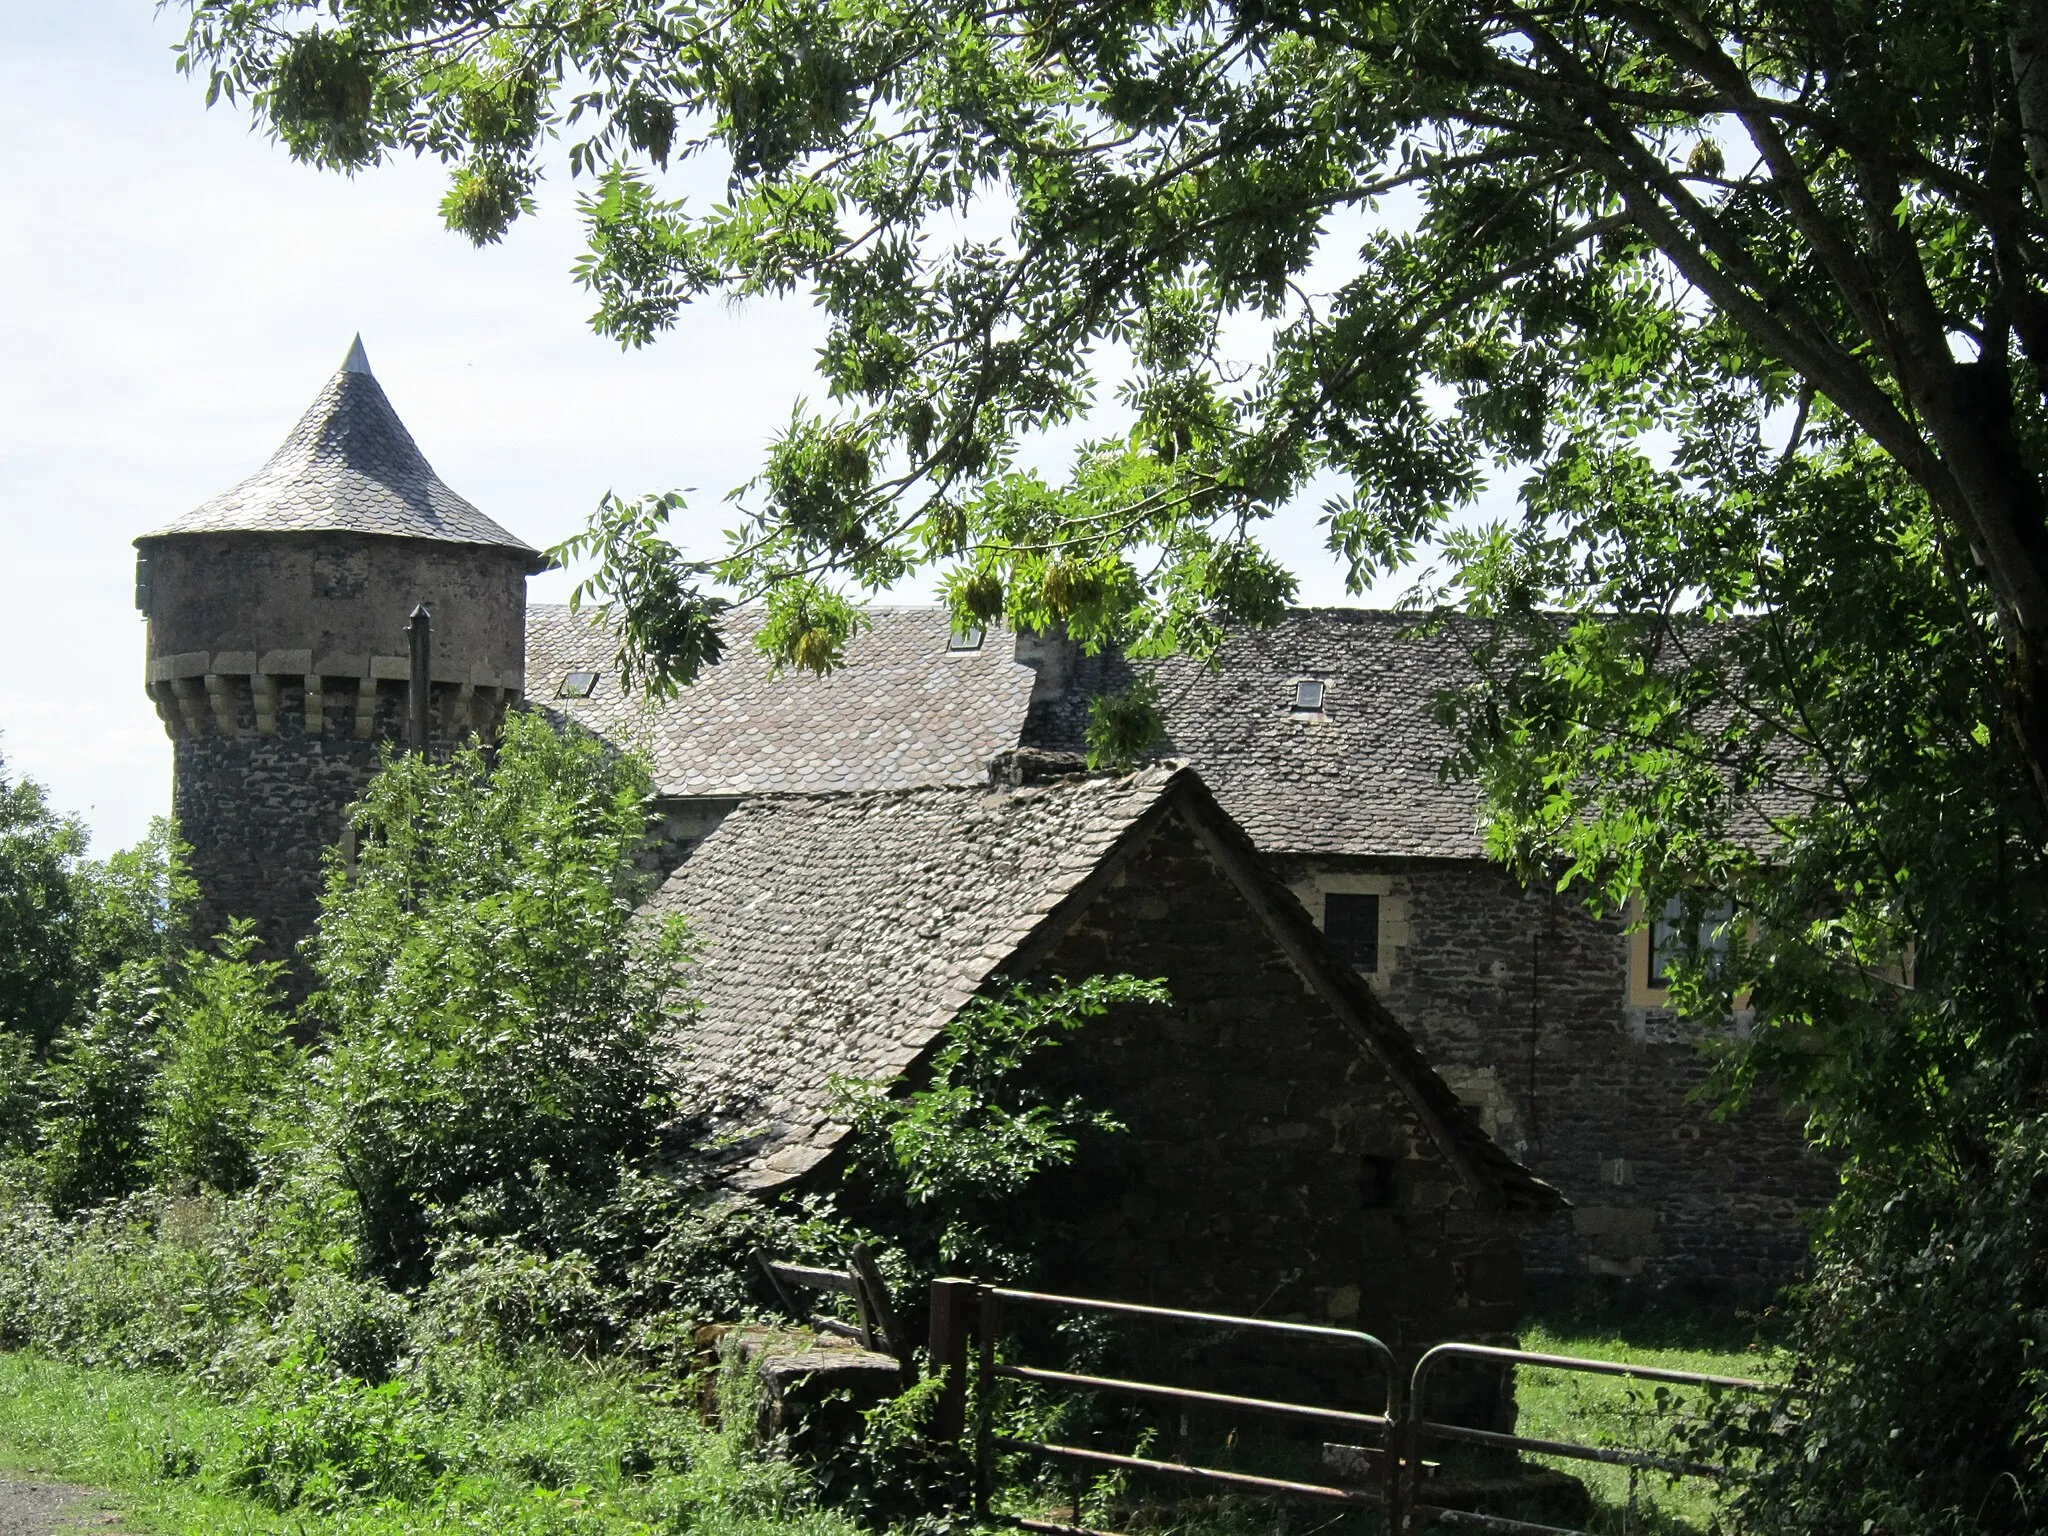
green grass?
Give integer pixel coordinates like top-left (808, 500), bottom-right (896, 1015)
top-left (0, 1348), bottom-right (860, 1536)
top-left (0, 1313), bottom-right (1784, 1536)
top-left (1514, 1314), bottom-right (1788, 1535)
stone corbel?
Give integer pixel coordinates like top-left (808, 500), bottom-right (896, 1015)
top-left (167, 676), bottom-right (206, 738)
top-left (203, 674), bottom-right (237, 736)
top-left (146, 652), bottom-right (210, 739)
top-left (145, 680), bottom-right (176, 735)
top-left (210, 652), bottom-right (258, 738)
top-left (251, 675), bottom-right (279, 736)
top-left (255, 651), bottom-right (310, 738)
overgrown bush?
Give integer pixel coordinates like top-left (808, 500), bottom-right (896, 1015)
top-left (151, 919), bottom-right (295, 1195)
top-left (1714, 1122), bottom-right (2048, 1534)
top-left (0, 1183), bottom-right (312, 1373)
top-left (35, 964), bottom-right (169, 1214)
top-left (593, 1174), bottom-right (875, 1365)
top-left (0, 776), bottom-right (189, 1057)
top-left (221, 1353), bottom-right (448, 1512)
top-left (305, 712), bottom-right (691, 1281)
top-left (415, 1233), bottom-right (611, 1363)
top-left (836, 973), bottom-right (1168, 1277)
top-left (0, 756), bottom-right (97, 1051)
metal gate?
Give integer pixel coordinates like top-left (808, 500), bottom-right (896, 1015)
top-left (926, 1278), bottom-right (1780, 1536)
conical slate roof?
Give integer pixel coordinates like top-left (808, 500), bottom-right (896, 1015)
top-left (142, 339), bottom-right (539, 559)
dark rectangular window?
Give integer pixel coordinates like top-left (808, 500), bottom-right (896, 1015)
top-left (1325, 892), bottom-right (1380, 973)
top-left (1360, 1154), bottom-right (1397, 1210)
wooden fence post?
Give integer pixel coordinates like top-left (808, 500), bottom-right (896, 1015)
top-left (976, 1286), bottom-right (1002, 1520)
top-left (850, 1242), bottom-right (910, 1376)
top-left (928, 1277), bottom-right (974, 1443)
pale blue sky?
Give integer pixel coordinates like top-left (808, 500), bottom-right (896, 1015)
top-left (0, 0), bottom-right (1450, 854)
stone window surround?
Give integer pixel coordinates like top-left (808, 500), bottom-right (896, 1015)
top-left (1286, 868), bottom-right (1408, 982)
top-left (1622, 893), bottom-right (1759, 1049)
top-left (1623, 893), bottom-right (1676, 1011)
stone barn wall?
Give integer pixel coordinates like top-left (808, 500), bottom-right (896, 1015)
top-left (1012, 809), bottom-right (1542, 1391)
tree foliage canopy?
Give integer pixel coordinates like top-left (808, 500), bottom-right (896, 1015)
top-left (0, 760), bottom-right (189, 1054)
top-left (181, 0), bottom-right (2048, 789)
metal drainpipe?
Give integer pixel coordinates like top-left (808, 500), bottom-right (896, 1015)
top-left (407, 604), bottom-right (432, 753)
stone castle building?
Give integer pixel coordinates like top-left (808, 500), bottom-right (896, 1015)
top-left (140, 344), bottom-right (1834, 1301)
top-left (134, 338), bottom-right (544, 962)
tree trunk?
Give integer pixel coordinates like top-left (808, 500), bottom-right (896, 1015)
top-left (1923, 362), bottom-right (2048, 821)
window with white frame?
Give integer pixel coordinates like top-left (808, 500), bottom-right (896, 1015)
top-left (1645, 895), bottom-right (1736, 991)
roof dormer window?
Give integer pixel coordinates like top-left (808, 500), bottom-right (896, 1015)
top-left (559, 670), bottom-right (600, 699)
top-left (1292, 678), bottom-right (1326, 714)
top-left (948, 627), bottom-right (986, 652)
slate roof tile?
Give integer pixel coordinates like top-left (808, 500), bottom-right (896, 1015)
top-left (536, 604), bottom-right (1725, 860)
top-left (142, 341), bottom-right (539, 559)
top-left (650, 770), bottom-right (1178, 1187)
top-left (1024, 609), bottom-right (1494, 859)
top-left (527, 604), bottom-right (1039, 797)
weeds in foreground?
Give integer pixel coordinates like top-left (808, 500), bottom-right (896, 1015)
top-left (0, 1345), bottom-right (859, 1536)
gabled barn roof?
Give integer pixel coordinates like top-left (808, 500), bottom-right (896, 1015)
top-left (649, 762), bottom-right (1559, 1213)
top-left (141, 338), bottom-right (540, 561)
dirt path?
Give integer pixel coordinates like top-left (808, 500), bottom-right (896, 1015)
top-left (0, 1481), bottom-right (134, 1535)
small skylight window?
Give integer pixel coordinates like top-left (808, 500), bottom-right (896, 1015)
top-left (1293, 678), bottom-right (1326, 713)
top-left (558, 670), bottom-right (600, 699)
top-left (948, 626), bottom-right (986, 652)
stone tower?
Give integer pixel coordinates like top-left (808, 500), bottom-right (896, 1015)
top-left (135, 339), bottom-right (544, 967)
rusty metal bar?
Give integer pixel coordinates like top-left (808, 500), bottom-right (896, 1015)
top-left (988, 1287), bottom-right (1397, 1353)
top-left (1414, 1419), bottom-right (1721, 1478)
top-left (993, 1437), bottom-right (1384, 1506)
top-left (1411, 1505), bottom-right (1594, 1536)
top-left (993, 1362), bottom-right (1392, 1433)
top-left (1399, 1341), bottom-right (1783, 1536)
top-left (1415, 1341), bottom-right (1770, 1393)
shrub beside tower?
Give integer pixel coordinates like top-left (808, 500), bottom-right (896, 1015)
top-left (133, 339), bottom-right (543, 970)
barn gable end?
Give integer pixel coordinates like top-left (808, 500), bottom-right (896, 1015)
top-left (652, 762), bottom-right (1560, 1362)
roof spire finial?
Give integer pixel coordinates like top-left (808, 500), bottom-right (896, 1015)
top-left (341, 335), bottom-right (371, 375)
